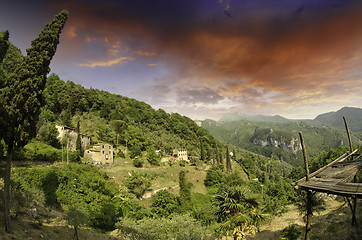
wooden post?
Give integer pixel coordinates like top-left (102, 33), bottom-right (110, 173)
top-left (343, 116), bottom-right (353, 159)
top-left (299, 132), bottom-right (312, 240)
top-left (343, 116), bottom-right (358, 227)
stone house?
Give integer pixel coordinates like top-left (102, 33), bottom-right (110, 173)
top-left (56, 125), bottom-right (90, 151)
top-left (84, 143), bottom-right (114, 164)
top-left (173, 148), bottom-right (188, 161)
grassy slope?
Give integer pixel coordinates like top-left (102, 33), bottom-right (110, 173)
top-left (103, 157), bottom-right (248, 200)
top-left (248, 198), bottom-right (362, 240)
top-left (0, 208), bottom-right (120, 240)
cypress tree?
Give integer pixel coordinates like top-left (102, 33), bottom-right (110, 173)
top-left (200, 138), bottom-right (205, 161)
top-left (76, 120), bottom-right (83, 157)
top-left (0, 31), bottom-right (9, 89)
top-left (226, 147), bottom-right (232, 174)
top-left (0, 10), bottom-right (68, 232)
top-left (215, 144), bottom-right (220, 165)
top-left (206, 146), bottom-right (211, 163)
top-left (179, 170), bottom-right (192, 211)
top-left (0, 30), bottom-right (9, 63)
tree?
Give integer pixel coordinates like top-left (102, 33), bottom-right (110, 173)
top-left (226, 147), bottom-right (232, 174)
top-left (146, 147), bottom-right (160, 166)
top-left (125, 172), bottom-right (151, 199)
top-left (76, 121), bottom-right (83, 157)
top-left (151, 190), bottom-right (179, 217)
top-left (64, 205), bottom-right (88, 240)
top-left (179, 170), bottom-right (192, 211)
top-left (215, 145), bottom-right (220, 165)
top-left (214, 185), bottom-right (260, 239)
top-left (0, 30), bottom-right (9, 63)
top-left (200, 138), bottom-right (205, 161)
top-left (0, 10), bottom-right (68, 232)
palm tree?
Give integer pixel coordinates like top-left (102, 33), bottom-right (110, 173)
top-left (214, 185), bottom-right (261, 239)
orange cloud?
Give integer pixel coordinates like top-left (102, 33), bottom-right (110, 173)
top-left (50, 0), bottom-right (362, 118)
top-left (78, 56), bottom-right (134, 68)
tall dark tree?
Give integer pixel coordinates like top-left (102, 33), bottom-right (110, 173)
top-left (226, 147), bottom-right (232, 174)
top-left (206, 146), bottom-right (211, 163)
top-left (215, 145), bottom-right (220, 165)
top-left (0, 31), bottom-right (9, 89)
top-left (200, 138), bottom-right (205, 161)
top-left (179, 170), bottom-right (192, 211)
top-left (76, 121), bottom-right (83, 157)
top-left (0, 31), bottom-right (9, 62)
top-left (0, 10), bottom-right (68, 232)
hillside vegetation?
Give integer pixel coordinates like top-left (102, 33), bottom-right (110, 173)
top-left (202, 117), bottom-right (361, 166)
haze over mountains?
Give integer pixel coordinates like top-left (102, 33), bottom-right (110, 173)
top-left (218, 107), bottom-right (362, 134)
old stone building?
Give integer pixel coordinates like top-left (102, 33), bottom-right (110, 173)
top-left (173, 148), bottom-right (188, 161)
top-left (56, 124), bottom-right (90, 151)
top-left (84, 143), bottom-right (114, 164)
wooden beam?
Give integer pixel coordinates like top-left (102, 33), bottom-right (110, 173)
top-left (299, 132), bottom-right (312, 240)
top-left (294, 150), bottom-right (358, 186)
top-left (343, 116), bottom-right (353, 159)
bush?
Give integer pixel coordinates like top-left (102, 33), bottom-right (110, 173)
top-left (151, 190), bottom-right (179, 217)
top-left (147, 148), bottom-right (161, 166)
top-left (204, 167), bottom-right (225, 187)
top-left (14, 164), bottom-right (120, 230)
top-left (125, 172), bottom-right (152, 199)
top-left (281, 224), bottom-right (301, 240)
top-left (133, 157), bottom-right (144, 168)
top-left (116, 214), bottom-right (210, 240)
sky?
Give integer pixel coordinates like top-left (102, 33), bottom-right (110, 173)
top-left (1, 0), bottom-right (362, 120)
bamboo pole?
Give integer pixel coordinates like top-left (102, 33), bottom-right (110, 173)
top-left (299, 132), bottom-right (312, 240)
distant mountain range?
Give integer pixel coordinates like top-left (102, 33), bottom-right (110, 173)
top-left (219, 107), bottom-right (362, 134)
top-left (201, 107), bottom-right (362, 166)
top-left (219, 113), bottom-right (291, 123)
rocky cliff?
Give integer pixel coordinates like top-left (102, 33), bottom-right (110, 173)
top-left (251, 127), bottom-right (301, 154)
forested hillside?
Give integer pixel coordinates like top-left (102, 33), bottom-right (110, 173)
top-left (202, 118), bottom-right (361, 166)
top-left (16, 72), bottom-right (221, 161)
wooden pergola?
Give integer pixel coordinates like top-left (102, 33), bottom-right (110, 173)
top-left (293, 117), bottom-right (361, 240)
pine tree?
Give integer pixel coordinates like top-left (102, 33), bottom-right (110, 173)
top-left (0, 10), bottom-right (68, 232)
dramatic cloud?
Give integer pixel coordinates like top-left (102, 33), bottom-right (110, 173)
top-left (3, 0), bottom-right (361, 119)
top-left (77, 56), bottom-right (134, 68)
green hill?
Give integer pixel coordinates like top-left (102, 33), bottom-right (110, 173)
top-left (219, 113), bottom-right (291, 123)
top-left (311, 107), bottom-right (362, 134)
top-left (201, 118), bottom-right (361, 166)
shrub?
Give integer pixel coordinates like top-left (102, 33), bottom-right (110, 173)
top-left (151, 190), bottom-right (179, 217)
top-left (133, 157), bottom-right (144, 168)
top-left (281, 224), bottom-right (301, 240)
top-left (125, 172), bottom-right (151, 199)
top-left (116, 214), bottom-right (209, 240)
top-left (204, 167), bottom-right (225, 187)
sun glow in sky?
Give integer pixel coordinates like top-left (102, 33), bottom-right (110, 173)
top-left (1, 0), bottom-right (362, 120)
